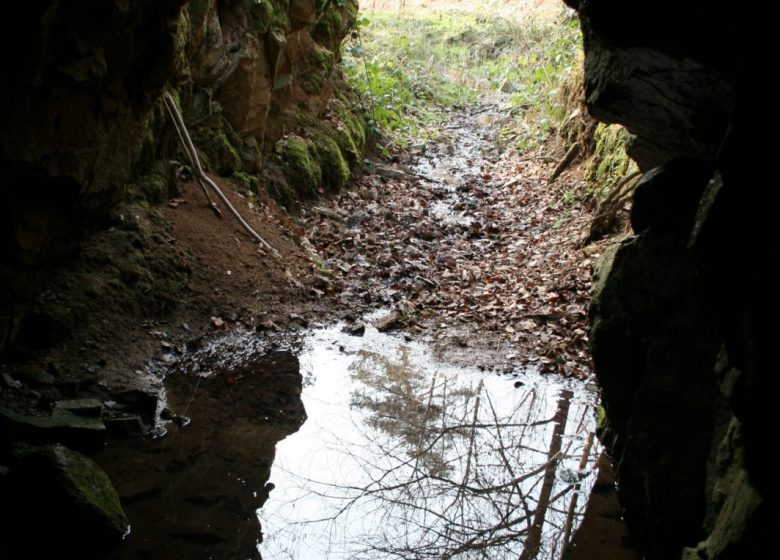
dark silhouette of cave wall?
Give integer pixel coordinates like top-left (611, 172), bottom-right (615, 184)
top-left (0, 0), bottom-right (187, 266)
top-left (570, 1), bottom-right (777, 558)
top-left (0, 1), bottom-right (359, 355)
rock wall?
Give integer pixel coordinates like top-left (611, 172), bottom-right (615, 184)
top-left (571, 1), bottom-right (777, 557)
top-left (0, 0), bottom-right (363, 357)
top-left (0, 0), bottom-right (361, 269)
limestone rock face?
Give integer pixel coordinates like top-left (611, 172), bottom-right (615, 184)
top-left (0, 0), bottom-right (187, 266)
top-left (578, 1), bottom-right (776, 558)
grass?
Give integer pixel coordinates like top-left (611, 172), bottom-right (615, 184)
top-left (340, 6), bottom-right (582, 152)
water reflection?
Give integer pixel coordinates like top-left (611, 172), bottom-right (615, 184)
top-left (95, 348), bottom-right (305, 560)
top-left (260, 322), bottom-right (599, 559)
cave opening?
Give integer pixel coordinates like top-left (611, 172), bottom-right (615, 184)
top-left (0, 1), bottom-right (775, 559)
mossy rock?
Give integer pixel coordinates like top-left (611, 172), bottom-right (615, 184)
top-left (279, 136), bottom-right (321, 198)
top-left (312, 135), bottom-right (349, 191)
top-left (312, 0), bottom-right (359, 46)
top-left (135, 160), bottom-right (175, 204)
top-left (2, 444), bottom-right (129, 557)
top-left (232, 170), bottom-right (261, 195)
top-left (192, 118), bottom-right (243, 176)
top-left (246, 0), bottom-right (274, 35)
top-left (269, 0), bottom-right (291, 29)
top-left (333, 100), bottom-right (367, 165)
top-left (586, 123), bottom-right (632, 199)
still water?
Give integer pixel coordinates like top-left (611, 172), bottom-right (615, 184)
top-left (259, 316), bottom-right (600, 559)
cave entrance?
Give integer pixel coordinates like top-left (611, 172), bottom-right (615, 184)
top-left (251, 3), bottom-right (636, 557)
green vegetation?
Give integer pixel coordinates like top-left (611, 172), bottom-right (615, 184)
top-left (585, 123), bottom-right (634, 200)
top-left (341, 8), bottom-right (581, 151)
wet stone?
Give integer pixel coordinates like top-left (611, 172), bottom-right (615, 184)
top-left (372, 310), bottom-right (402, 332)
top-left (54, 398), bottom-right (103, 417)
top-left (343, 321), bottom-right (366, 336)
top-left (103, 415), bottom-right (145, 438)
top-left (1, 444), bottom-right (129, 557)
top-left (0, 406), bottom-right (106, 451)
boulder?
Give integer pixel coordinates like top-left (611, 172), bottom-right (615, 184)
top-left (1, 444), bottom-right (129, 557)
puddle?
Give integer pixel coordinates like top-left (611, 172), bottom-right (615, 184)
top-left (259, 316), bottom-right (601, 559)
top-left (97, 313), bottom-right (599, 559)
top-left (95, 343), bottom-right (306, 560)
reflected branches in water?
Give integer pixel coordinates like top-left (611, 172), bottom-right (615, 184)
top-left (263, 331), bottom-right (600, 560)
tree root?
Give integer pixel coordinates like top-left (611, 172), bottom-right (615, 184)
top-left (583, 169), bottom-right (642, 244)
top-left (162, 92), bottom-right (278, 256)
top-left (548, 141), bottom-right (582, 184)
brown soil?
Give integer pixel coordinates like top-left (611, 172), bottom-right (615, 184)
top-left (0, 173), bottom-right (340, 417)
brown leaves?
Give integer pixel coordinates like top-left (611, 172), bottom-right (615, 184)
top-left (302, 108), bottom-right (604, 378)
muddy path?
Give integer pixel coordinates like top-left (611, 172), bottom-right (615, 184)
top-left (301, 98), bottom-right (602, 377)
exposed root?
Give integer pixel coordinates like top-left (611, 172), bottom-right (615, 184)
top-left (162, 92), bottom-right (279, 256)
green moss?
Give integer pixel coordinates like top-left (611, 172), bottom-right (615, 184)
top-left (232, 170), bottom-right (261, 194)
top-left (313, 0), bottom-right (358, 43)
top-left (313, 6), bottom-right (341, 43)
top-left (247, 0), bottom-right (274, 35)
top-left (301, 45), bottom-right (335, 95)
top-left (54, 446), bottom-right (128, 533)
top-left (308, 44), bottom-right (335, 73)
top-left (280, 136), bottom-right (321, 197)
top-left (334, 101), bottom-right (366, 165)
top-left (269, 0), bottom-right (290, 29)
top-left (594, 404), bottom-right (615, 447)
top-left (313, 135), bottom-right (349, 191)
top-left (136, 160), bottom-right (171, 204)
top-left (586, 123), bottom-right (632, 199)
top-left (192, 118), bottom-right (243, 176)
top-left (175, 10), bottom-right (191, 76)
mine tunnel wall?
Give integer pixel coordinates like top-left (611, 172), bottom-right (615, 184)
top-left (573, 1), bottom-right (776, 557)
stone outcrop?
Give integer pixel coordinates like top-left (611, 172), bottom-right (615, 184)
top-left (572, 1), bottom-right (777, 557)
top-left (0, 0), bottom-right (361, 270)
top-left (0, 0), bottom-right (187, 267)
top-left (1, 444), bottom-right (130, 557)
top-left (0, 0), bottom-right (364, 359)
top-left (0, 2), bottom-right (362, 555)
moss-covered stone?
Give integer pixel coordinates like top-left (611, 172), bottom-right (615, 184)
top-left (232, 170), bottom-right (261, 194)
top-left (136, 160), bottom-right (174, 204)
top-left (2, 444), bottom-right (129, 557)
top-left (247, 0), bottom-right (274, 35)
top-left (175, 10), bottom-right (191, 77)
top-left (300, 45), bottom-right (335, 95)
top-left (279, 136), bottom-right (321, 197)
top-left (333, 99), bottom-right (367, 165)
top-left (313, 135), bottom-right (350, 191)
top-left (192, 117), bottom-right (243, 176)
top-left (312, 0), bottom-right (359, 47)
top-left (585, 123), bottom-right (632, 198)
top-left (270, 0), bottom-right (291, 29)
